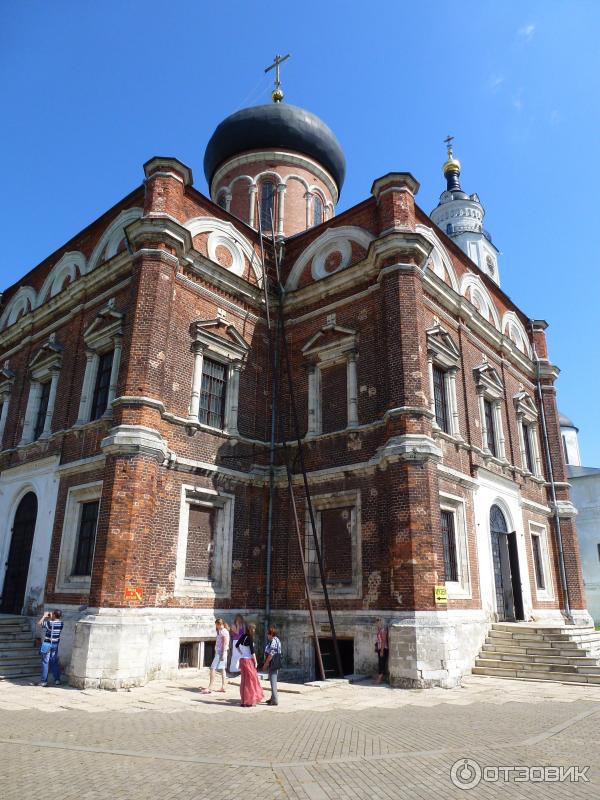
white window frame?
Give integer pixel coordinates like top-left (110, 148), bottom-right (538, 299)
top-left (175, 484), bottom-right (234, 598)
top-left (514, 392), bottom-right (542, 477)
top-left (188, 319), bottom-right (249, 436)
top-left (75, 301), bottom-right (123, 426)
top-left (0, 364), bottom-right (15, 449)
top-left (55, 481), bottom-right (102, 593)
top-left (529, 521), bottom-right (554, 601)
top-left (19, 336), bottom-right (63, 445)
top-left (426, 325), bottom-right (461, 438)
top-left (474, 363), bottom-right (506, 461)
top-left (440, 491), bottom-right (471, 599)
top-left (305, 489), bottom-right (362, 599)
top-left (302, 324), bottom-right (358, 437)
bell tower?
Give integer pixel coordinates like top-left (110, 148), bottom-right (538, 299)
top-left (430, 138), bottom-right (501, 285)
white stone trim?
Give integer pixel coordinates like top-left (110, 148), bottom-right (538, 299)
top-left (175, 484), bottom-right (234, 599)
top-left (302, 325), bottom-right (358, 436)
top-left (55, 481), bottom-right (102, 593)
top-left (188, 319), bottom-right (249, 435)
top-left (19, 338), bottom-right (64, 445)
top-left (306, 489), bottom-right (362, 599)
top-left (529, 521), bottom-right (555, 602)
top-left (0, 366), bottom-right (15, 449)
top-left (440, 492), bottom-right (472, 599)
top-left (76, 302), bottom-right (123, 426)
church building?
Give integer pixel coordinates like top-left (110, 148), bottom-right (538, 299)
top-left (0, 69), bottom-right (591, 688)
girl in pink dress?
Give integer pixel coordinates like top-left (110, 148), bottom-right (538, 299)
top-left (235, 622), bottom-right (264, 707)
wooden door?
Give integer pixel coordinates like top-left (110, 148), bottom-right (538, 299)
top-left (0, 493), bottom-right (37, 614)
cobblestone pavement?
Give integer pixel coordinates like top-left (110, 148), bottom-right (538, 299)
top-left (1, 674), bottom-right (600, 799)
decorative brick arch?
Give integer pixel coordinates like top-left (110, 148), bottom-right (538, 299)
top-left (460, 273), bottom-right (501, 330)
top-left (88, 207), bottom-right (143, 272)
top-left (286, 226), bottom-right (374, 290)
top-left (184, 217), bottom-right (262, 285)
top-left (0, 286), bottom-right (37, 331)
top-left (502, 311), bottom-right (532, 357)
top-left (36, 251), bottom-right (86, 308)
top-left (416, 224), bottom-right (459, 292)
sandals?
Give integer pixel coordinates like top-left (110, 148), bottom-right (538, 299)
top-left (200, 688), bottom-right (212, 694)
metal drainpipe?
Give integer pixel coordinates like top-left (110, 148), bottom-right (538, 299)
top-left (531, 326), bottom-right (573, 624)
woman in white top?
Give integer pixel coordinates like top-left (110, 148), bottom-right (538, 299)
top-left (201, 618), bottom-right (230, 694)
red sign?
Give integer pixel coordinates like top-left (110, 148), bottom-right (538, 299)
top-left (124, 586), bottom-right (143, 601)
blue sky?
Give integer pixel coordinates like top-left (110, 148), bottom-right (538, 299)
top-left (1, 1), bottom-right (599, 463)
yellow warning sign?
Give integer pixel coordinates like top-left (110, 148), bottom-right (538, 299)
top-left (434, 585), bottom-right (448, 604)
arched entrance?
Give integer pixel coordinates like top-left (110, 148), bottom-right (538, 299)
top-left (0, 492), bottom-right (38, 614)
top-left (490, 504), bottom-right (524, 622)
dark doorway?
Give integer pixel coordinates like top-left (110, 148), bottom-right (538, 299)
top-left (315, 637), bottom-right (354, 679)
top-left (490, 504), bottom-right (524, 622)
top-left (0, 492), bottom-right (38, 615)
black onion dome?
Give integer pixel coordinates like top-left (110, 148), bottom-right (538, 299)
top-left (204, 103), bottom-right (346, 192)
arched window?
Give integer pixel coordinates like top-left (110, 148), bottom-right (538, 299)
top-left (217, 191), bottom-right (227, 210)
top-left (313, 194), bottom-right (323, 226)
top-left (260, 181), bottom-right (276, 231)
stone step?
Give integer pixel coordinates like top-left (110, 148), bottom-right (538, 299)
top-left (0, 623), bottom-right (31, 633)
top-left (493, 623), bottom-right (595, 635)
top-left (0, 631), bottom-right (33, 648)
top-left (480, 649), bottom-right (600, 666)
top-left (485, 638), bottom-right (582, 652)
top-left (0, 640), bottom-right (39, 651)
top-left (475, 658), bottom-right (579, 673)
top-left (0, 653), bottom-right (39, 667)
top-left (472, 665), bottom-right (600, 684)
top-left (489, 630), bottom-right (585, 644)
top-left (0, 664), bottom-right (40, 678)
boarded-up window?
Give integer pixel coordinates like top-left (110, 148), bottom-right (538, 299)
top-left (320, 506), bottom-right (353, 585)
top-left (320, 362), bottom-right (347, 434)
top-left (185, 506), bottom-right (216, 580)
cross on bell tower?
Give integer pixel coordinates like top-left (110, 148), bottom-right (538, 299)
top-left (265, 53), bottom-right (291, 103)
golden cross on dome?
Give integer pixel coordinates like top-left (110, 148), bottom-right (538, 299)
top-left (265, 53), bottom-right (291, 102)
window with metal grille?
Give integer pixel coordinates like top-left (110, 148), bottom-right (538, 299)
top-left (91, 350), bottom-right (114, 420)
top-left (185, 505), bottom-right (216, 580)
top-left (33, 381), bottom-right (51, 440)
top-left (433, 365), bottom-right (450, 433)
top-left (440, 509), bottom-right (458, 582)
top-left (484, 398), bottom-right (497, 456)
top-left (199, 358), bottom-right (227, 429)
top-left (531, 534), bottom-right (546, 590)
top-left (313, 195), bottom-right (323, 226)
top-left (73, 500), bottom-right (99, 576)
top-left (260, 181), bottom-right (276, 231)
top-left (217, 192), bottom-right (227, 210)
top-left (315, 507), bottom-right (353, 586)
top-left (522, 422), bottom-right (534, 472)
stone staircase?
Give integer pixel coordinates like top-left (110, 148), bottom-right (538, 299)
top-left (473, 622), bottom-right (600, 685)
top-left (0, 614), bottom-right (39, 680)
